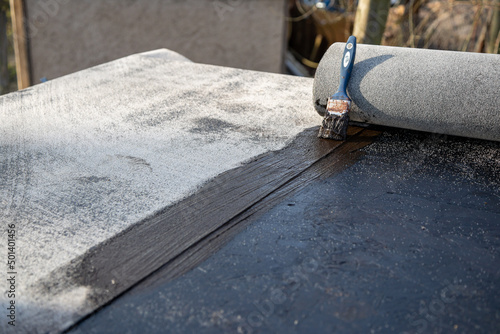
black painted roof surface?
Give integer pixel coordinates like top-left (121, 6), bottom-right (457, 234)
top-left (70, 129), bottom-right (500, 334)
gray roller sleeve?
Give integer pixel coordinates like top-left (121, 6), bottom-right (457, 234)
top-left (313, 43), bottom-right (500, 142)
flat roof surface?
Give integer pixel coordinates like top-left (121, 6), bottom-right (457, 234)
top-left (0, 49), bottom-right (320, 333)
top-left (1, 49), bottom-right (499, 333)
top-left (70, 128), bottom-right (500, 334)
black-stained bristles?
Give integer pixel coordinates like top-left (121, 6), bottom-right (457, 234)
top-left (318, 112), bottom-right (349, 140)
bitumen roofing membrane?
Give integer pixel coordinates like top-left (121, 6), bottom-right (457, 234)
top-left (69, 127), bottom-right (500, 334)
top-left (1, 48), bottom-right (498, 333)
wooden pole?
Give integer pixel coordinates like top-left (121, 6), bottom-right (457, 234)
top-left (352, 0), bottom-right (391, 45)
top-left (9, 0), bottom-right (30, 89)
top-left (487, 0), bottom-right (500, 53)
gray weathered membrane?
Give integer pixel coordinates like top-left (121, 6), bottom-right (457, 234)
top-left (0, 49), bottom-right (320, 334)
top-left (313, 44), bottom-right (500, 142)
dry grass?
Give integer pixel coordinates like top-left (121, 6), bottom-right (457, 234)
top-left (383, 0), bottom-right (499, 53)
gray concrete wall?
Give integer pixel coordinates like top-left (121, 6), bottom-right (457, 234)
top-left (24, 0), bottom-right (286, 82)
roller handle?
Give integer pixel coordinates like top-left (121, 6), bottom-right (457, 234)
top-left (336, 35), bottom-right (357, 98)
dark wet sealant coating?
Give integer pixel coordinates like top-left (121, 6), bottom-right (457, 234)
top-left (69, 129), bottom-right (500, 334)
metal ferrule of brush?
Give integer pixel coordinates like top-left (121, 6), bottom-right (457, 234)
top-left (326, 98), bottom-right (351, 117)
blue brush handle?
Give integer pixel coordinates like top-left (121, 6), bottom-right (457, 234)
top-left (336, 35), bottom-right (357, 98)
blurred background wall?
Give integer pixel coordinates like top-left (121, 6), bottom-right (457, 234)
top-left (1, 0), bottom-right (499, 93)
top-left (12, 0), bottom-right (288, 87)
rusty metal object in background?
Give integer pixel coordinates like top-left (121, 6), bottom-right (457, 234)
top-left (287, 0), bottom-right (355, 76)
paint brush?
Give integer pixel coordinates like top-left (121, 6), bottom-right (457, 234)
top-left (318, 36), bottom-right (357, 140)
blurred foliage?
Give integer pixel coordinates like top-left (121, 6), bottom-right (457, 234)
top-left (0, 0), bottom-right (9, 12)
top-left (288, 0), bottom-right (500, 76)
top-left (1, 0), bottom-right (17, 95)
